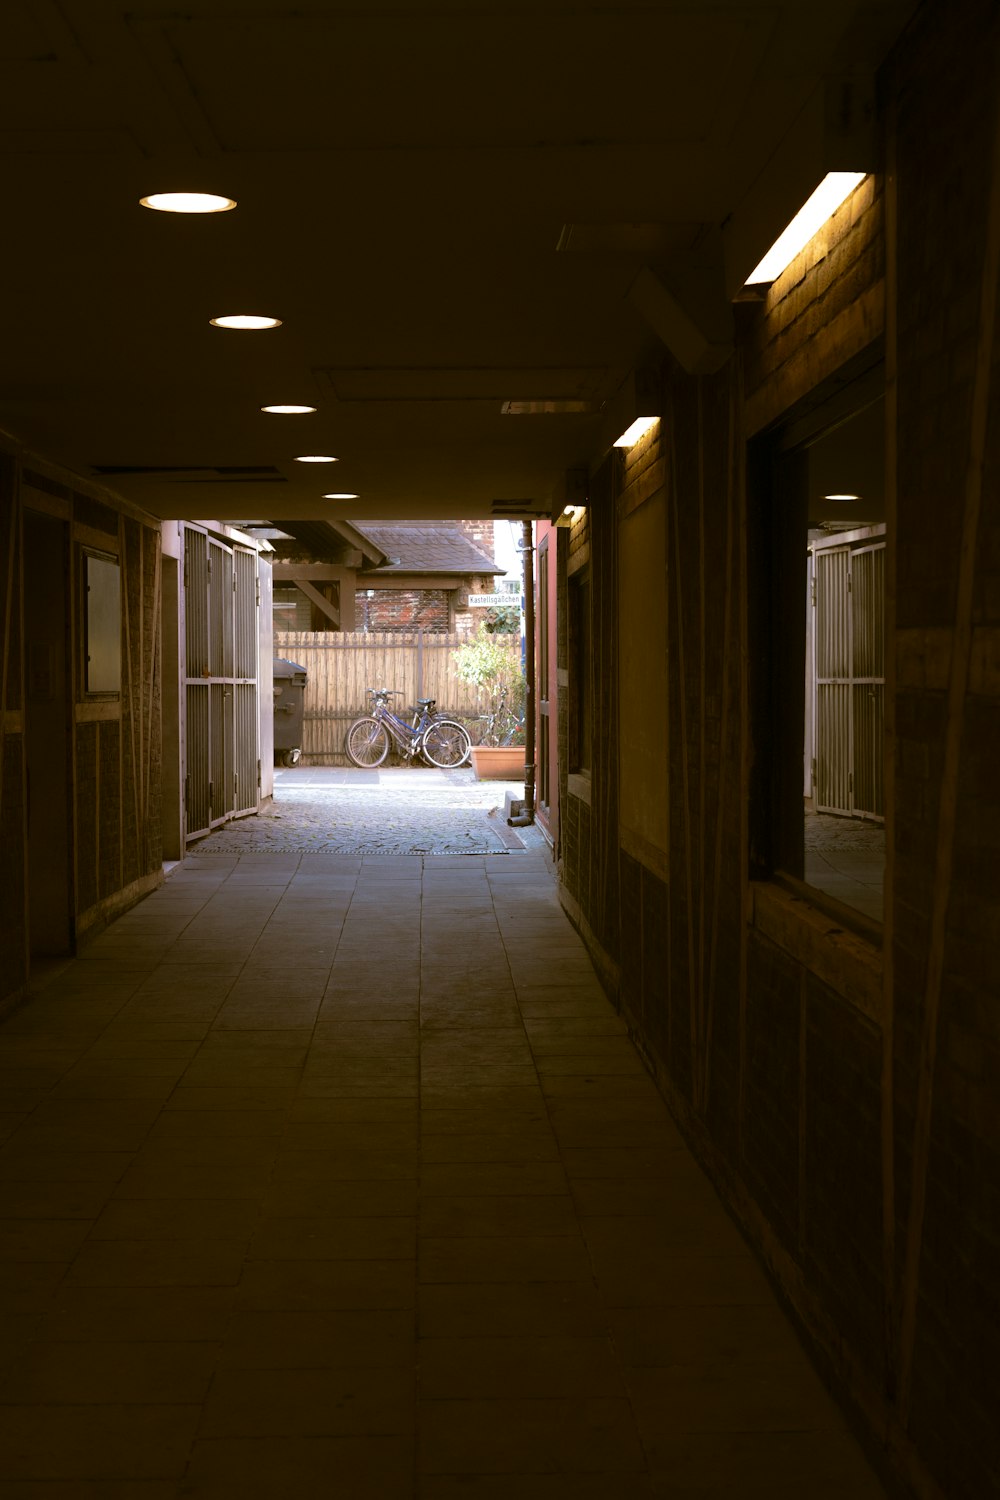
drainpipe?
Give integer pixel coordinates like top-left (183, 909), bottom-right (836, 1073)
top-left (509, 519), bottom-right (536, 825)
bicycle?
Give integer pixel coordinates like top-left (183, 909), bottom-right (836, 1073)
top-left (477, 685), bottom-right (525, 747)
top-left (344, 690), bottom-right (472, 769)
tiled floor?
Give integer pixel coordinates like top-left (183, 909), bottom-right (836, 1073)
top-left (0, 852), bottom-right (888, 1497)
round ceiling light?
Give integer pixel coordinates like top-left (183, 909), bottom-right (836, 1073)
top-left (261, 404), bottom-right (317, 415)
top-left (141, 192), bottom-right (236, 214)
top-left (295, 454), bottom-right (338, 463)
top-left (323, 492), bottom-right (359, 500)
top-left (210, 314), bottom-right (281, 330)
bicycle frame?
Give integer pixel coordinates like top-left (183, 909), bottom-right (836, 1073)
top-left (368, 694), bottom-right (426, 759)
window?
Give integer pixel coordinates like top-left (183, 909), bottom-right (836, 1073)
top-left (568, 569), bottom-right (592, 775)
top-left (83, 550), bottom-right (121, 695)
top-left (749, 366), bottom-right (886, 926)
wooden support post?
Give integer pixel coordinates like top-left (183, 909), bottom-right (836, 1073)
top-left (897, 45), bottom-right (1000, 1424)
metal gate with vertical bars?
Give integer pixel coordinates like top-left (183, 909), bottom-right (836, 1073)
top-left (183, 524), bottom-right (260, 843)
top-left (810, 526), bottom-right (885, 820)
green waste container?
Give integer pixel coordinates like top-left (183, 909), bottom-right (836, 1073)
top-left (273, 657), bottom-right (307, 767)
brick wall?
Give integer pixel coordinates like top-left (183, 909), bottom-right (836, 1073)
top-left (366, 588), bottom-right (450, 633)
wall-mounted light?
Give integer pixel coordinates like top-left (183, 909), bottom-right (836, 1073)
top-left (323, 492), bottom-right (359, 501)
top-left (744, 172), bottom-right (867, 286)
top-left (261, 404), bottom-right (316, 414)
top-left (614, 416), bottom-right (659, 449)
top-left (294, 455), bottom-right (338, 463)
top-left (555, 504), bottom-right (586, 528)
top-left (824, 493), bottom-right (861, 502)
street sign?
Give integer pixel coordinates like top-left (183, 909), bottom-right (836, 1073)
top-left (468, 593), bottom-right (519, 607)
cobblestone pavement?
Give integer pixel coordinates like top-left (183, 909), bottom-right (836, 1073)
top-left (189, 765), bottom-right (536, 857)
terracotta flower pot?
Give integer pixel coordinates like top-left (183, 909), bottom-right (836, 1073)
top-left (469, 745), bottom-right (526, 781)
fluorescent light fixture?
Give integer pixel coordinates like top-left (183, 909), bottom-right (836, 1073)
top-left (261, 404), bottom-right (316, 414)
top-left (614, 416), bottom-right (659, 448)
top-left (745, 172), bottom-right (867, 285)
top-left (824, 493), bottom-right (860, 501)
top-left (141, 192), bottom-right (236, 214)
top-left (323, 492), bottom-right (359, 500)
top-left (210, 314), bottom-right (281, 330)
top-left (294, 454), bottom-right (338, 463)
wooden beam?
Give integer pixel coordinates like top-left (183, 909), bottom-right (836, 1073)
top-left (296, 579), bottom-right (341, 628)
top-left (272, 562), bottom-right (359, 580)
top-left (360, 574), bottom-right (466, 590)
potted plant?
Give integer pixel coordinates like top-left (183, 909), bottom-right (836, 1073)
top-left (452, 625), bottom-right (527, 780)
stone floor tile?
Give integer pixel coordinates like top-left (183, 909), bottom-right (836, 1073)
top-left (218, 1307), bottom-right (414, 1369)
top-left (141, 1111), bottom-right (287, 1150)
top-left (419, 1335), bottom-right (625, 1398)
top-left (236, 1258), bottom-right (415, 1311)
top-left (42, 1284), bottom-right (236, 1341)
top-left (181, 1434), bottom-right (413, 1498)
top-left (250, 1214), bottom-right (416, 1260)
top-left (290, 1095), bottom-right (418, 1121)
top-left (114, 1153), bottom-right (277, 1200)
top-left (419, 1131), bottom-right (559, 1164)
top-left (419, 1235), bottom-right (593, 1284)
top-left (0, 1338), bottom-right (219, 1403)
top-left (89, 1197), bottom-right (260, 1241)
top-left (0, 1404), bottom-right (202, 1479)
top-left (420, 1194), bottom-right (579, 1239)
top-left (263, 1178), bottom-right (418, 1218)
top-left (64, 1238), bottom-right (248, 1288)
top-left (420, 1162), bottom-right (569, 1198)
top-left (0, 1482), bottom-right (180, 1499)
top-left (418, 1396), bottom-right (645, 1475)
top-left (199, 1365), bottom-right (413, 1437)
top-left (0, 1218), bottom-right (94, 1261)
top-left (419, 1477), bottom-right (657, 1499)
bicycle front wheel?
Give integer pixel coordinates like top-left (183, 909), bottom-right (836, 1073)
top-left (345, 717), bottom-right (390, 768)
top-left (420, 719), bottom-right (472, 768)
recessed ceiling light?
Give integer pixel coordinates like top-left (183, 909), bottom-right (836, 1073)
top-left (261, 404), bottom-right (317, 415)
top-left (323, 493), bottom-right (359, 501)
top-left (824, 493), bottom-right (861, 501)
top-left (294, 454), bottom-right (338, 463)
top-left (141, 192), bottom-right (236, 214)
top-left (210, 314), bottom-right (281, 330)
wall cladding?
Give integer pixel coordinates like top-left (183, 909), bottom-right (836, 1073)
top-left (556, 4), bottom-right (1000, 1494)
top-left (0, 444), bottom-right (163, 1005)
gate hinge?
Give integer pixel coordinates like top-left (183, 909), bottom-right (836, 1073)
top-left (257, 757), bottom-right (261, 788)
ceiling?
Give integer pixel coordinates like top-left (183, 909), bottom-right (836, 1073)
top-left (0, 1), bottom-right (914, 523)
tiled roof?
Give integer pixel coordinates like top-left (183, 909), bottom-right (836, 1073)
top-left (355, 524), bottom-right (503, 576)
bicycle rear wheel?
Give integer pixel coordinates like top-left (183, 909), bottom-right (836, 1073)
top-left (420, 719), bottom-right (471, 768)
top-left (345, 716), bottom-right (390, 767)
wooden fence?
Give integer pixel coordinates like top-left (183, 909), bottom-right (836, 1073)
top-left (274, 630), bottom-right (498, 764)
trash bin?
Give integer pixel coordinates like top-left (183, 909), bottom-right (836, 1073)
top-left (273, 657), bottom-right (307, 767)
